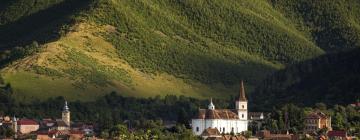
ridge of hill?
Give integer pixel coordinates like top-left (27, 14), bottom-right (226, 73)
top-left (0, 0), bottom-right (359, 101)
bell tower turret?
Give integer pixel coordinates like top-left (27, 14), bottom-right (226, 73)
top-left (235, 81), bottom-right (248, 120)
top-left (62, 101), bottom-right (71, 127)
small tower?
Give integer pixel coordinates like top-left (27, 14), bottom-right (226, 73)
top-left (12, 116), bottom-right (17, 134)
top-left (208, 98), bottom-right (215, 110)
top-left (235, 81), bottom-right (248, 120)
top-left (62, 101), bottom-right (71, 127)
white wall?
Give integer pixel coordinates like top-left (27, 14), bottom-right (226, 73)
top-left (192, 119), bottom-right (248, 136)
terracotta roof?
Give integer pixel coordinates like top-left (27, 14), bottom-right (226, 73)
top-left (195, 109), bottom-right (239, 119)
top-left (237, 81), bottom-right (247, 101)
top-left (201, 128), bottom-right (221, 136)
top-left (328, 131), bottom-right (347, 137)
top-left (18, 119), bottom-right (39, 125)
top-left (350, 102), bottom-right (360, 107)
top-left (223, 135), bottom-right (246, 140)
top-left (305, 112), bottom-right (329, 119)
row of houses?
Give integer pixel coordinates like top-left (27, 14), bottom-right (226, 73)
top-left (0, 101), bottom-right (98, 140)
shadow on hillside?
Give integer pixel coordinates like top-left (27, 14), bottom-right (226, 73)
top-left (0, 0), bottom-right (94, 50)
top-left (251, 48), bottom-right (360, 110)
top-left (0, 0), bottom-right (13, 12)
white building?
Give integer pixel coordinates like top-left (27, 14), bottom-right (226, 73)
top-left (192, 81), bottom-right (248, 135)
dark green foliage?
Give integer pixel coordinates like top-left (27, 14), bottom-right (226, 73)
top-left (0, 126), bottom-right (15, 139)
top-left (0, 41), bottom-right (40, 67)
top-left (262, 103), bottom-right (360, 135)
top-left (269, 0), bottom-right (360, 51)
top-left (252, 48), bottom-right (360, 109)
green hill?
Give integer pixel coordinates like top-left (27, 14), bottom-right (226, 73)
top-left (251, 48), bottom-right (360, 110)
top-left (0, 0), bottom-right (359, 101)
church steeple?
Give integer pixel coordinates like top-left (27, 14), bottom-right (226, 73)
top-left (208, 98), bottom-right (215, 110)
top-left (63, 101), bottom-right (69, 112)
top-left (235, 81), bottom-right (248, 120)
top-left (62, 101), bottom-right (70, 127)
top-left (238, 80), bottom-right (247, 101)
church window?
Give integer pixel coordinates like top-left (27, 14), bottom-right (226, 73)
top-left (196, 127), bottom-right (199, 132)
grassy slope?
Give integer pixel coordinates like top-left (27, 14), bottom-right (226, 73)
top-left (1, 0), bottom-right (359, 101)
top-left (2, 23), bottom-right (230, 101)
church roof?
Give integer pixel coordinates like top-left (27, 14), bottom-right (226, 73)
top-left (237, 81), bottom-right (247, 101)
top-left (18, 119), bottom-right (39, 125)
top-left (201, 128), bottom-right (221, 136)
top-left (195, 109), bottom-right (239, 119)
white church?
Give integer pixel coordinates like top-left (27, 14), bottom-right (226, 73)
top-left (191, 81), bottom-right (248, 135)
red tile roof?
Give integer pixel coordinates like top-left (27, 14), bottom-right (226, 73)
top-left (18, 119), bottom-right (38, 125)
top-left (201, 128), bottom-right (221, 136)
top-left (328, 131), bottom-right (347, 137)
top-left (195, 109), bottom-right (239, 119)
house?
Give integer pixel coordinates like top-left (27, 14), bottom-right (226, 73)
top-left (327, 131), bottom-right (351, 140)
top-left (249, 112), bottom-right (264, 121)
top-left (55, 119), bottom-right (70, 131)
top-left (69, 130), bottom-right (85, 140)
top-left (256, 130), bottom-right (296, 140)
top-left (350, 102), bottom-right (360, 107)
top-left (192, 81), bottom-right (248, 135)
top-left (17, 119), bottom-right (39, 134)
top-left (304, 112), bottom-right (332, 133)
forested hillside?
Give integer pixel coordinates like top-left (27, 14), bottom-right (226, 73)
top-left (252, 49), bottom-right (360, 110)
top-left (0, 0), bottom-right (359, 102)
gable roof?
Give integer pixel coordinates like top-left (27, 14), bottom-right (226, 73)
top-left (195, 109), bottom-right (239, 119)
top-left (305, 112), bottom-right (329, 119)
top-left (201, 128), bottom-right (221, 136)
top-left (18, 119), bottom-right (39, 125)
top-left (328, 131), bottom-right (347, 137)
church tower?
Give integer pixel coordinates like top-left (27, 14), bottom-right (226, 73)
top-left (208, 98), bottom-right (215, 110)
top-left (235, 81), bottom-right (248, 120)
top-left (62, 101), bottom-right (71, 127)
top-left (12, 116), bottom-right (17, 134)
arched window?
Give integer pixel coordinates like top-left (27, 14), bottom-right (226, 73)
top-left (196, 127), bottom-right (199, 132)
top-left (242, 114), bottom-right (244, 118)
top-left (223, 127), bottom-right (225, 132)
top-left (242, 105), bottom-right (244, 108)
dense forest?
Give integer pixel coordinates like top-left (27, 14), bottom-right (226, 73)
top-left (252, 48), bottom-right (360, 109)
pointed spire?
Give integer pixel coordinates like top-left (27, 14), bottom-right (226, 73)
top-left (238, 80), bottom-right (247, 101)
top-left (63, 101), bottom-right (69, 112)
top-left (208, 98), bottom-right (215, 110)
